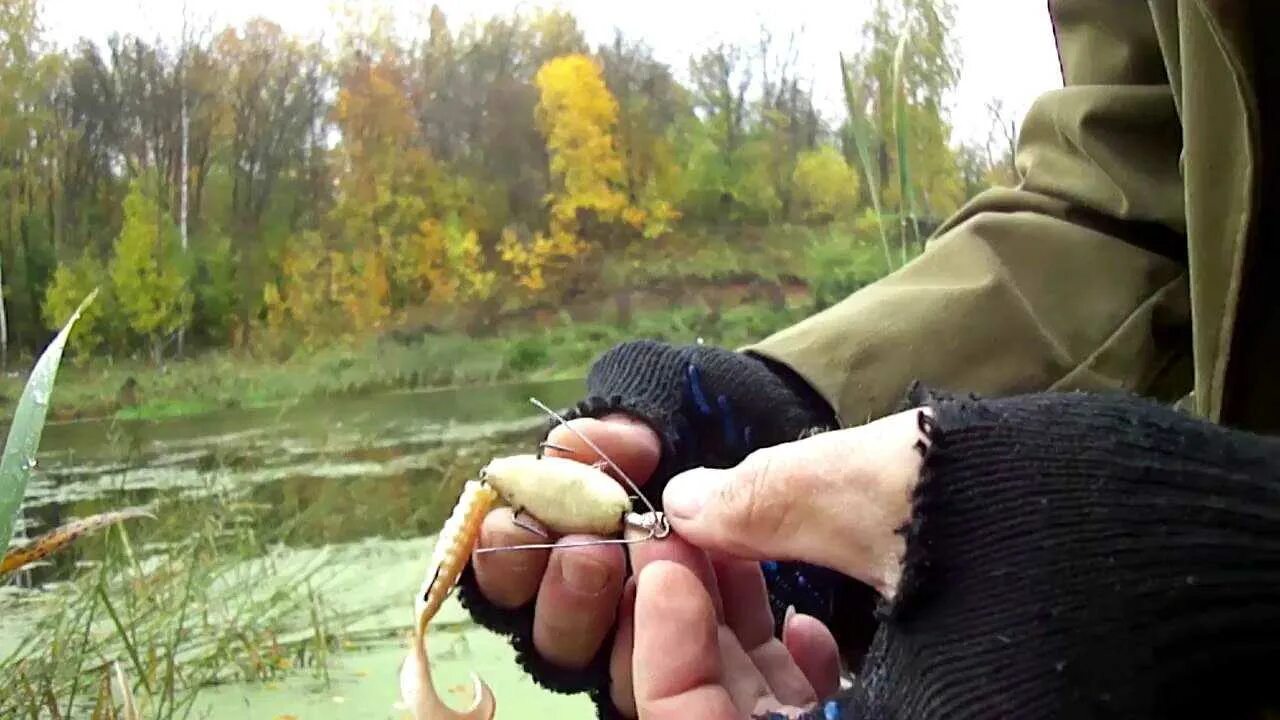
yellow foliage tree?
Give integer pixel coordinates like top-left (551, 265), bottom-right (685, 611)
top-left (415, 217), bottom-right (495, 303)
top-left (109, 180), bottom-right (191, 363)
top-left (511, 52), bottom-right (661, 294)
top-left (330, 49), bottom-right (436, 314)
top-left (326, 47), bottom-right (491, 328)
top-left (262, 231), bottom-right (332, 348)
top-left (332, 246), bottom-right (391, 333)
top-left (792, 146), bottom-right (861, 222)
top-left (42, 255), bottom-right (113, 358)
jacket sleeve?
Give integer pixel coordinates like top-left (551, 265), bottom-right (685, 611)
top-left (747, 0), bottom-right (1193, 426)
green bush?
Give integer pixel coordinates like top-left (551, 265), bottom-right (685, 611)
top-left (805, 227), bottom-right (893, 311)
top-left (503, 336), bottom-right (552, 373)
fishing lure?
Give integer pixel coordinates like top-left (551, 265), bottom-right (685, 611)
top-left (400, 398), bottom-right (669, 720)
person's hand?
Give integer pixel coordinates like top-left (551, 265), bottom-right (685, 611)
top-left (468, 340), bottom-right (841, 673)
top-left (660, 407), bottom-right (929, 600)
top-left (617, 533), bottom-right (841, 719)
top-left (469, 413), bottom-right (662, 669)
top-left (622, 408), bottom-right (928, 719)
top-left (471, 405), bottom-right (928, 716)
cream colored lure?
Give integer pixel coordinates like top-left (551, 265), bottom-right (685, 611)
top-left (401, 453), bottom-right (647, 720)
top-left (481, 454), bottom-right (631, 535)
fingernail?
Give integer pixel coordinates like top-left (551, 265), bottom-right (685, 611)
top-left (784, 604), bottom-right (796, 626)
top-left (560, 554), bottom-right (610, 595)
top-left (663, 469), bottom-right (723, 519)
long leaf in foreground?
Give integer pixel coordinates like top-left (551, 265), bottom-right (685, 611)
top-left (0, 289), bottom-right (99, 548)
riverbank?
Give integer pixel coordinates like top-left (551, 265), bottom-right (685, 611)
top-left (0, 298), bottom-right (812, 424)
top-left (1, 222), bottom-right (900, 425)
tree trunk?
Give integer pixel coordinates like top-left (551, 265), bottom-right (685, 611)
top-left (614, 288), bottom-right (633, 328)
top-left (0, 251), bottom-right (8, 373)
top-left (177, 77), bottom-right (190, 357)
top-left (766, 281), bottom-right (786, 311)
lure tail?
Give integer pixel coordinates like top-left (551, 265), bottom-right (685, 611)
top-left (400, 626), bottom-right (495, 720)
top-left (401, 478), bottom-right (498, 720)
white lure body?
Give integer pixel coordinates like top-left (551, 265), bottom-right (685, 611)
top-left (480, 454), bottom-right (631, 535)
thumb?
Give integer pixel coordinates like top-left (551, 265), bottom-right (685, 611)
top-left (660, 408), bottom-right (928, 598)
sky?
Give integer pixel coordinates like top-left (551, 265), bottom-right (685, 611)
top-left (39, 0), bottom-right (1064, 148)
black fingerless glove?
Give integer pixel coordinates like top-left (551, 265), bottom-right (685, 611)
top-left (780, 387), bottom-right (1280, 720)
top-left (563, 339), bottom-right (837, 494)
top-left (457, 340), bottom-right (878, 718)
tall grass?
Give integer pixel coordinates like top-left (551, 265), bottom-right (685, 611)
top-left (840, 54), bottom-right (895, 275)
top-left (1, 490), bottom-right (349, 719)
top-left (840, 17), bottom-right (927, 273)
top-left (891, 29), bottom-right (924, 265)
top-left (0, 291), bottom-right (350, 719)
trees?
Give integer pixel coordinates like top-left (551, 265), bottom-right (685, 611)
top-left (501, 53), bottom-right (626, 293)
top-left (108, 180), bottom-right (190, 363)
top-left (41, 254), bottom-right (109, 357)
top-left (7, 0), bottom-right (984, 360)
top-left (793, 147), bottom-right (860, 223)
top-left (215, 20), bottom-right (329, 340)
top-left (0, 0), bottom-right (53, 366)
top-left (598, 32), bottom-right (685, 233)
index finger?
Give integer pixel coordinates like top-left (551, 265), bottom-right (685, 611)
top-left (545, 413), bottom-right (662, 489)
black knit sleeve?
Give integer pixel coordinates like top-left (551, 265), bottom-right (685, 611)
top-left (455, 340), bottom-right (880, 717)
top-left (787, 388), bottom-right (1280, 720)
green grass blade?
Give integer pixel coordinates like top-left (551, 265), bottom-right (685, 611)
top-left (890, 32), bottom-right (921, 263)
top-left (96, 583), bottom-right (154, 697)
top-left (0, 289), bottom-right (99, 548)
top-left (840, 53), bottom-right (895, 274)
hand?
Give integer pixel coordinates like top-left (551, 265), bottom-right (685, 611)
top-left (471, 405), bottom-right (927, 707)
top-left (660, 407), bottom-right (930, 599)
top-left (470, 340), bottom-right (839, 671)
top-left (620, 534), bottom-right (841, 719)
top-left (470, 413), bottom-right (662, 669)
top-left (621, 409), bottom-right (929, 718)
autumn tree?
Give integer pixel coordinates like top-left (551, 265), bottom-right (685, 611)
top-left (503, 54), bottom-right (618, 293)
top-left (330, 47), bottom-right (438, 318)
top-left (598, 32), bottom-right (685, 232)
top-left (54, 41), bottom-right (130, 260)
top-left (754, 28), bottom-right (821, 221)
top-left (0, 0), bottom-right (61, 364)
top-left (216, 20), bottom-right (330, 340)
top-left (682, 43), bottom-right (753, 221)
top-left (792, 146), bottom-right (860, 223)
top-left (109, 179), bottom-right (190, 362)
top-left (42, 253), bottom-right (112, 357)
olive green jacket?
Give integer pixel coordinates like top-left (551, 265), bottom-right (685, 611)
top-left (751, 0), bottom-right (1266, 430)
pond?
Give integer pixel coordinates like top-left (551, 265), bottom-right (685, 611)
top-left (4, 377), bottom-right (599, 719)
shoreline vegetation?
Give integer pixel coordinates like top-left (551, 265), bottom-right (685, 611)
top-left (2, 225), bottom-right (900, 425)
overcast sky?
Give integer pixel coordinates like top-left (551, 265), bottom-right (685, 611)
top-left (39, 0), bottom-right (1063, 148)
